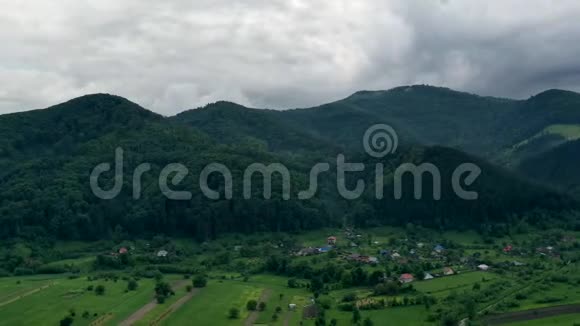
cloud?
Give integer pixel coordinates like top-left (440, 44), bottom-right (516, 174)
top-left (1, 0), bottom-right (580, 114)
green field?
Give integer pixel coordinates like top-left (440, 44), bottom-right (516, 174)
top-left (0, 275), bottom-right (158, 325)
top-left (413, 271), bottom-right (499, 295)
top-left (161, 281), bottom-right (263, 325)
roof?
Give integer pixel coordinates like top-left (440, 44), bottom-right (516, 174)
top-left (399, 273), bottom-right (414, 279)
top-left (327, 236), bottom-right (337, 240)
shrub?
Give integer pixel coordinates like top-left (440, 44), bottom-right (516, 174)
top-left (95, 285), bottom-right (105, 295)
top-left (192, 275), bottom-right (207, 288)
top-left (258, 302), bottom-right (266, 311)
top-left (246, 300), bottom-right (258, 311)
top-left (228, 307), bottom-right (240, 319)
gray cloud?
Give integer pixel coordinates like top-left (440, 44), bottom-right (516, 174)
top-left (1, 0), bottom-right (580, 115)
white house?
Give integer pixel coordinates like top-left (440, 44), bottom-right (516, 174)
top-left (424, 273), bottom-right (434, 280)
top-left (477, 264), bottom-right (489, 271)
top-left (157, 250), bottom-right (169, 257)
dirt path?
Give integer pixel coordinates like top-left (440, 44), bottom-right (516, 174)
top-left (119, 279), bottom-right (190, 326)
top-left (483, 304), bottom-right (580, 325)
top-left (283, 311), bottom-right (291, 326)
top-left (244, 289), bottom-right (273, 326)
top-left (0, 282), bottom-right (55, 307)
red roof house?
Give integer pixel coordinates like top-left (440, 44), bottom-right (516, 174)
top-left (119, 247), bottom-right (128, 254)
top-left (399, 273), bottom-right (414, 283)
top-left (503, 245), bottom-right (513, 253)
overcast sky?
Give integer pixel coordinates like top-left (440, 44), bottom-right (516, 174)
top-left (1, 0), bottom-right (580, 115)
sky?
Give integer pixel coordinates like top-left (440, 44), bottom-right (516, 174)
top-left (1, 0), bottom-right (580, 115)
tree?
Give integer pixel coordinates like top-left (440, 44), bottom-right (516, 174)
top-left (95, 285), bottom-right (105, 296)
top-left (247, 299), bottom-right (258, 311)
top-left (329, 319), bottom-right (338, 326)
top-left (186, 285), bottom-right (193, 292)
top-left (60, 316), bottom-right (74, 326)
top-left (258, 302), bottom-right (266, 311)
top-left (192, 275), bottom-right (207, 288)
top-left (155, 281), bottom-right (173, 303)
top-left (288, 278), bottom-right (299, 288)
top-left (228, 307), bottom-right (240, 319)
top-left (127, 279), bottom-right (138, 291)
top-left (363, 317), bottom-right (374, 326)
top-left (352, 308), bottom-right (361, 323)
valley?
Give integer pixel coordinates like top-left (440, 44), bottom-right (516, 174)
top-left (1, 226), bottom-right (579, 325)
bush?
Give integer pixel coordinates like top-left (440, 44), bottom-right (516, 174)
top-left (338, 303), bottom-right (355, 311)
top-left (228, 307), bottom-right (240, 319)
top-left (258, 302), bottom-right (266, 311)
top-left (246, 300), bottom-right (258, 311)
top-left (192, 275), bottom-right (207, 288)
top-left (342, 293), bottom-right (357, 302)
top-left (14, 267), bottom-right (34, 276)
top-left (95, 285), bottom-right (105, 296)
top-left (127, 279), bottom-right (138, 291)
top-left (186, 285), bottom-right (193, 292)
top-left (59, 316), bottom-right (74, 326)
top-left (515, 293), bottom-right (527, 300)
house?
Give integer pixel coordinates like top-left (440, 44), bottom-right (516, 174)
top-left (417, 242), bottom-right (425, 248)
top-left (391, 252), bottom-right (401, 259)
top-left (512, 261), bottom-right (525, 266)
top-left (379, 249), bottom-right (390, 257)
top-left (503, 245), bottom-right (513, 253)
top-left (477, 264), bottom-right (490, 271)
top-left (288, 303), bottom-right (297, 311)
top-left (234, 245), bottom-right (243, 251)
top-left (443, 267), bottom-right (454, 275)
top-left (348, 253), bottom-right (361, 261)
top-left (156, 250), bottom-right (168, 257)
top-left (434, 244), bottom-right (445, 253)
top-left (318, 246), bottom-right (332, 253)
top-left (424, 273), bottom-right (434, 280)
top-left (327, 236), bottom-right (337, 245)
top-left (119, 247), bottom-right (128, 254)
top-left (368, 256), bottom-right (379, 264)
top-left (399, 273), bottom-right (414, 283)
top-left (297, 247), bottom-right (320, 256)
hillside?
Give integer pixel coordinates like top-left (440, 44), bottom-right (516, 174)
top-left (175, 85), bottom-right (580, 197)
top-left (0, 90), bottom-right (579, 241)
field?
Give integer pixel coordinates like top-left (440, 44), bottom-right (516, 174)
top-left (0, 275), bottom-right (159, 325)
top-left (0, 226), bottom-right (578, 325)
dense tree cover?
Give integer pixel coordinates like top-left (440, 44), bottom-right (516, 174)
top-left (0, 91), bottom-right (579, 244)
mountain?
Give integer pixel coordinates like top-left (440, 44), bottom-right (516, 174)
top-left (174, 85), bottom-right (580, 197)
top-left (0, 89), bottom-right (579, 242)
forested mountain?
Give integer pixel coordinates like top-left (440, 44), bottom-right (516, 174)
top-left (1, 87), bottom-right (580, 241)
top-left (175, 85), bottom-right (580, 196)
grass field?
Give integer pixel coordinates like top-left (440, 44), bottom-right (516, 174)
top-left (413, 271), bottom-right (498, 295)
top-left (0, 275), bottom-right (159, 325)
top-left (161, 280), bottom-right (263, 325)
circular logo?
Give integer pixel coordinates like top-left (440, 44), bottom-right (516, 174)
top-left (363, 124), bottom-right (398, 158)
